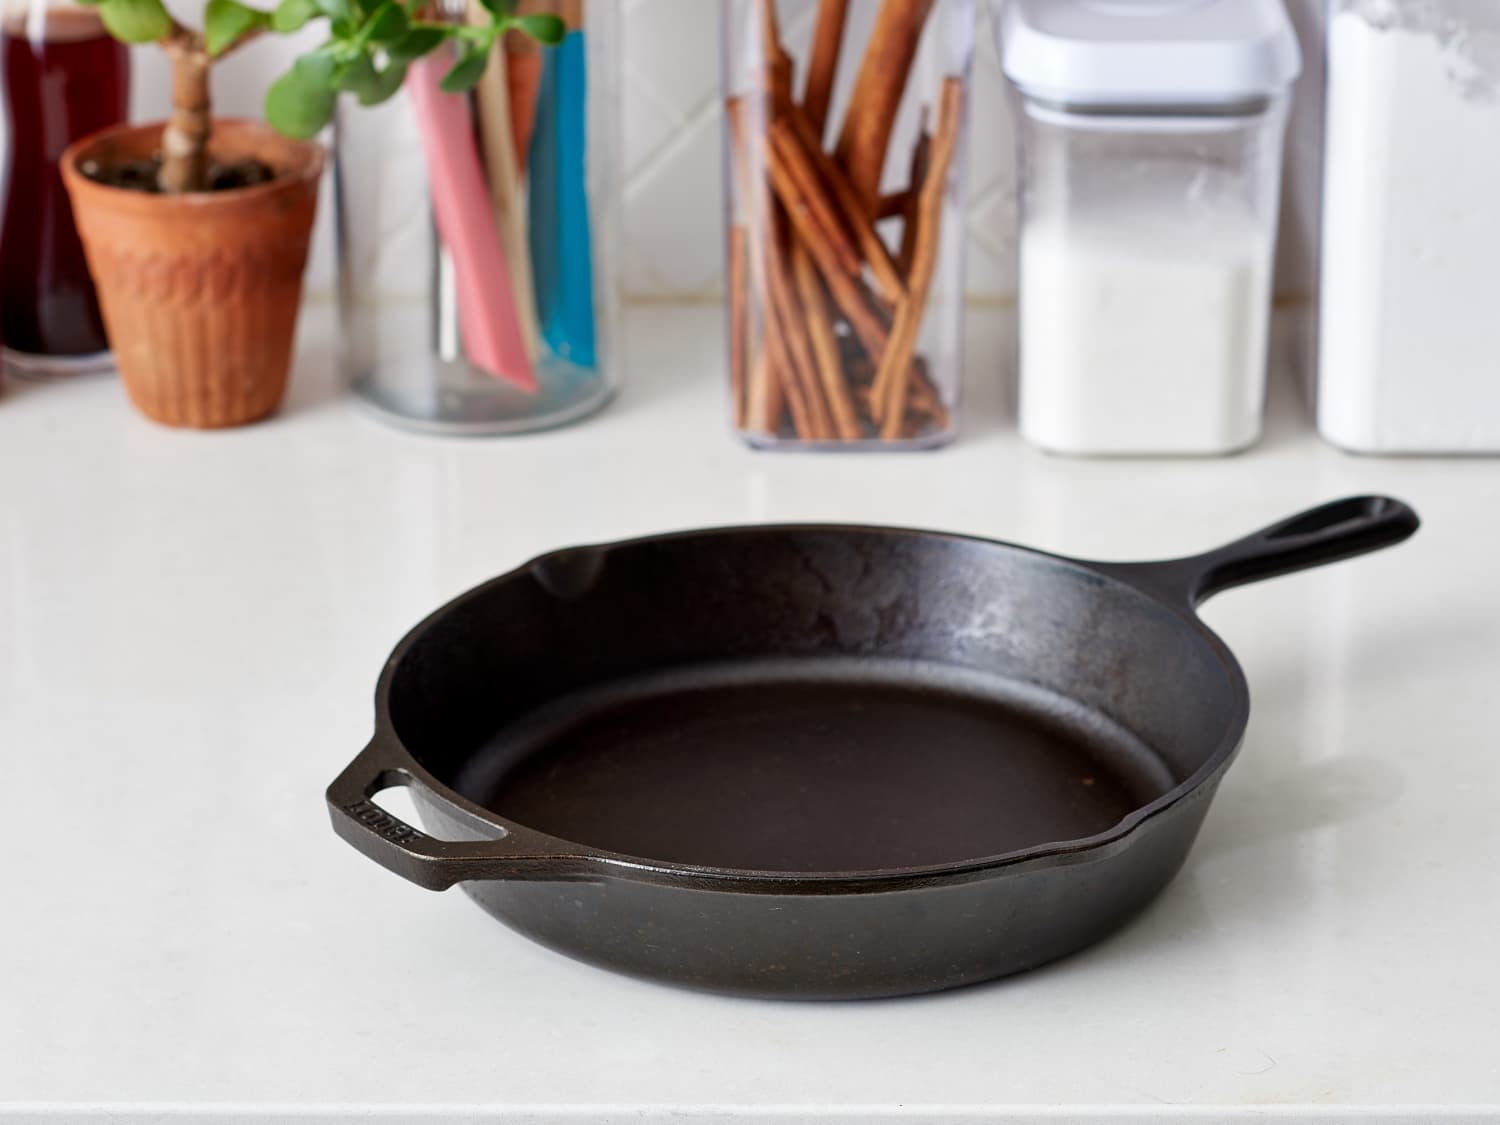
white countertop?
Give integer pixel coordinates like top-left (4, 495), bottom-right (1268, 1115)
top-left (3, 306), bottom-right (1498, 1123)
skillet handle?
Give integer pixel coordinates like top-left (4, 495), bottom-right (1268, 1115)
top-left (327, 738), bottom-right (587, 891)
top-left (1102, 495), bottom-right (1420, 610)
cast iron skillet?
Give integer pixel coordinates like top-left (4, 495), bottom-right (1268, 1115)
top-left (328, 496), bottom-right (1418, 999)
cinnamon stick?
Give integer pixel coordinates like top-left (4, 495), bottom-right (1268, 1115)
top-left (872, 76), bottom-right (963, 438)
top-left (767, 121), bottom-right (862, 280)
top-left (768, 192), bottom-right (837, 440)
top-left (782, 104), bottom-right (906, 304)
top-left (898, 110), bottom-right (931, 277)
top-left (729, 223), bottom-right (750, 428)
top-left (771, 245), bottom-right (836, 440)
top-left (876, 190), bottom-right (912, 220)
top-left (740, 211), bottom-right (806, 439)
top-left (757, 0), bottom-right (784, 59)
top-left (745, 346), bottom-right (781, 435)
top-left (762, 126), bottom-right (890, 359)
top-left (750, 6), bottom-right (832, 437)
top-left (725, 96), bottom-right (786, 435)
top-left (841, 333), bottom-right (948, 439)
top-left (803, 0), bottom-right (849, 134)
top-left (727, 95), bottom-right (832, 439)
top-left (792, 245), bottom-right (862, 440)
top-left (763, 277), bottom-right (821, 438)
top-left (834, 0), bottom-right (936, 210)
top-left (756, 0), bottom-right (794, 104)
top-left (903, 357), bottom-right (950, 437)
top-left (723, 97), bottom-right (768, 274)
top-left (849, 359), bottom-right (944, 432)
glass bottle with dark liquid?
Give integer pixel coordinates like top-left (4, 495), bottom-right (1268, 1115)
top-left (0, 2), bottom-right (128, 377)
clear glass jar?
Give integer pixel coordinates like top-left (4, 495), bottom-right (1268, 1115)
top-left (0, 0), bottom-right (127, 379)
top-left (1014, 101), bottom-right (1290, 455)
top-left (720, 0), bottom-right (976, 451)
top-left (334, 0), bottom-right (619, 435)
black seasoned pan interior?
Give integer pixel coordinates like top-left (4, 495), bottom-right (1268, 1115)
top-left (452, 661), bottom-right (1177, 872)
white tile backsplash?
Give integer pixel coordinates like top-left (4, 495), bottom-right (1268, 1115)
top-left (623, 99), bottom-right (726, 297)
top-left (621, 0), bottom-right (722, 122)
top-left (17, 0), bottom-right (1325, 303)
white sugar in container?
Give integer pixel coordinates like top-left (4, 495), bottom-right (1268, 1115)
top-left (1000, 0), bottom-right (1301, 455)
top-left (1318, 3), bottom-right (1500, 453)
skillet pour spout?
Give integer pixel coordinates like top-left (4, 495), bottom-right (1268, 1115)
top-left (328, 495), bottom-right (1418, 998)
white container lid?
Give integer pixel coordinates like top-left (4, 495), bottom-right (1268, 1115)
top-left (1001, 0), bottom-right (1302, 109)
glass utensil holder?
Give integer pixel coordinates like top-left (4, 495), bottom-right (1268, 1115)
top-left (335, 0), bottom-right (618, 435)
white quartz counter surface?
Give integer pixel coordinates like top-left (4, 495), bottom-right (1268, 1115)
top-left (2, 307), bottom-right (1497, 1122)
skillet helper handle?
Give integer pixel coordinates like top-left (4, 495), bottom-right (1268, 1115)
top-left (1109, 495), bottom-right (1420, 609)
top-left (327, 739), bottom-right (577, 891)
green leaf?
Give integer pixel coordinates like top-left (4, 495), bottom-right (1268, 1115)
top-left (360, 58), bottom-right (407, 104)
top-left (299, 49), bottom-right (339, 78)
top-left (386, 25), bottom-right (445, 60)
top-left (329, 41), bottom-right (407, 104)
top-left (311, 0), bottom-right (351, 23)
top-left (512, 11), bottom-right (564, 45)
top-left (439, 45), bottom-right (488, 93)
top-left (204, 0), bottom-right (270, 55)
top-left (264, 52), bottom-right (337, 139)
top-left (272, 0), bottom-right (319, 32)
top-left (332, 52), bottom-right (376, 92)
top-left (326, 38), bottom-right (361, 64)
top-left (477, 0), bottom-right (515, 16)
top-left (364, 1), bottom-right (408, 43)
top-left (97, 0), bottom-right (173, 43)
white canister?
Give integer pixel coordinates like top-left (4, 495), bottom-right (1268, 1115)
top-left (1000, 0), bottom-right (1301, 455)
top-left (1317, 3), bottom-right (1500, 453)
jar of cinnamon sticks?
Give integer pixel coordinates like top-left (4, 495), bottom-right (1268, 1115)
top-left (722, 0), bottom-right (975, 450)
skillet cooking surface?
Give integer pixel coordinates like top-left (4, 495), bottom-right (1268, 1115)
top-left (453, 659), bottom-right (1177, 872)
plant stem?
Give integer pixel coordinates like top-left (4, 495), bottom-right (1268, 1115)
top-left (160, 41), bottom-right (212, 193)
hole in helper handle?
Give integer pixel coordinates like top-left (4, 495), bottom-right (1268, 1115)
top-left (1100, 496), bottom-right (1421, 610)
top-left (326, 738), bottom-right (588, 890)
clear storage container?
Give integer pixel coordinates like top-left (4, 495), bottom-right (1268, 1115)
top-left (1001, 0), bottom-right (1300, 456)
top-left (335, 0), bottom-right (619, 435)
top-left (1318, 2), bottom-right (1500, 453)
top-left (720, 0), bottom-right (977, 450)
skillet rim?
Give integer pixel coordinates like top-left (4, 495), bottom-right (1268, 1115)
top-left (367, 522), bottom-right (1251, 891)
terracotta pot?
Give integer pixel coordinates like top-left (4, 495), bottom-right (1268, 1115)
top-left (60, 119), bottom-right (323, 428)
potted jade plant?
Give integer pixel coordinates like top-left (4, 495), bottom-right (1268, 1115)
top-left (59, 0), bottom-right (562, 428)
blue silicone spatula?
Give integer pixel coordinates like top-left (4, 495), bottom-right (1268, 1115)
top-left (527, 0), bottom-right (596, 368)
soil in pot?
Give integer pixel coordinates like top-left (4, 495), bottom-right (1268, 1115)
top-left (79, 156), bottom-right (276, 193)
